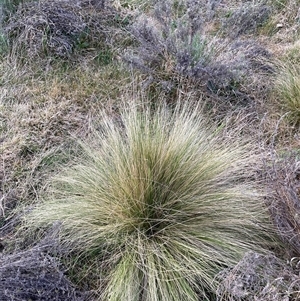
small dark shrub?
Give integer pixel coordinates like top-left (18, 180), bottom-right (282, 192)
top-left (266, 153), bottom-right (300, 256)
top-left (217, 251), bottom-right (300, 301)
top-left (3, 0), bottom-right (114, 59)
top-left (0, 237), bottom-right (86, 301)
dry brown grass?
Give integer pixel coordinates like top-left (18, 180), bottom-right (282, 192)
top-left (0, 57), bottom-right (132, 226)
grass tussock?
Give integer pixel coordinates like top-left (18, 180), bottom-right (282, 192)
top-left (25, 101), bottom-right (276, 300)
top-left (274, 62), bottom-right (300, 127)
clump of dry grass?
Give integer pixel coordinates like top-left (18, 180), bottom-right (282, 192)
top-left (24, 100), bottom-right (276, 301)
top-left (0, 55), bottom-right (131, 223)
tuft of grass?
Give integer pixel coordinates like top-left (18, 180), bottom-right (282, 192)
top-left (274, 62), bottom-right (300, 126)
top-left (1, 0), bottom-right (32, 21)
top-left (25, 101), bottom-right (276, 300)
top-left (0, 33), bottom-right (9, 57)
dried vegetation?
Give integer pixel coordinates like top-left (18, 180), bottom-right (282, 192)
top-left (0, 0), bottom-right (300, 300)
top-left (0, 225), bottom-right (87, 301)
top-left (266, 153), bottom-right (300, 256)
top-left (217, 251), bottom-right (300, 301)
top-left (3, 0), bottom-right (124, 60)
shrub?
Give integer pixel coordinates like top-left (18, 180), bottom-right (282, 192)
top-left (274, 62), bottom-right (300, 126)
top-left (124, 0), bottom-right (237, 96)
top-left (4, 0), bottom-right (86, 58)
top-left (221, 2), bottom-right (272, 38)
top-left (25, 101), bottom-right (275, 300)
top-left (3, 0), bottom-right (114, 59)
top-left (124, 0), bottom-right (272, 113)
top-left (217, 251), bottom-right (300, 301)
top-left (266, 153), bottom-right (300, 256)
top-left (0, 233), bottom-right (85, 301)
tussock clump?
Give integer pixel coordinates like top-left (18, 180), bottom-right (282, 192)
top-left (222, 2), bottom-right (272, 38)
top-left (217, 251), bottom-right (300, 301)
top-left (274, 62), bottom-right (300, 127)
top-left (25, 101), bottom-right (276, 300)
top-left (266, 154), bottom-right (300, 256)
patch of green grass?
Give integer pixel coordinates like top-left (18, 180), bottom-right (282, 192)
top-left (94, 48), bottom-right (114, 65)
top-left (190, 35), bottom-right (212, 67)
top-left (272, 0), bottom-right (289, 9)
top-left (25, 101), bottom-right (276, 300)
top-left (0, 33), bottom-right (9, 57)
